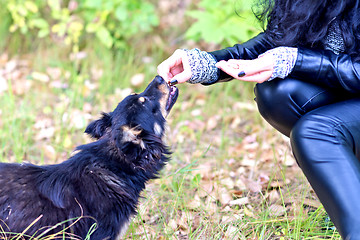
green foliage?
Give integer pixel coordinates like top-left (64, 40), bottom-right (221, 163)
top-left (5, 0), bottom-right (261, 51)
top-left (82, 0), bottom-right (159, 49)
top-left (5, 0), bottom-right (159, 52)
top-left (185, 0), bottom-right (261, 47)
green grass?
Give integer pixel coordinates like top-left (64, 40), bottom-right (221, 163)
top-left (0, 82), bottom-right (35, 162)
top-left (123, 149), bottom-right (341, 239)
top-left (0, 215), bottom-right (97, 239)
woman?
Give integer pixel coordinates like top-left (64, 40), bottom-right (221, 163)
top-left (157, 0), bottom-right (360, 239)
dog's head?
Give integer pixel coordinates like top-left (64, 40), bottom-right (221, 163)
top-left (83, 76), bottom-right (178, 171)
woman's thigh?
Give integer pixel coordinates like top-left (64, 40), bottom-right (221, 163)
top-left (254, 78), bottom-right (355, 136)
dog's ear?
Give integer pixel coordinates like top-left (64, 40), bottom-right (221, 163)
top-left (85, 112), bottom-right (112, 139)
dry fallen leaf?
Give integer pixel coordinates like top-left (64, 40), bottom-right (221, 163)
top-left (0, 76), bottom-right (8, 93)
top-left (198, 181), bottom-right (214, 198)
top-left (12, 78), bottom-right (32, 95)
top-left (187, 194), bottom-right (201, 209)
top-left (35, 127), bottom-right (55, 141)
top-left (32, 71), bottom-right (50, 83)
top-left (69, 51), bottom-right (87, 60)
top-left (168, 219), bottom-right (178, 231)
top-left (229, 197), bottom-right (249, 207)
top-left (178, 212), bottom-right (189, 231)
top-left (267, 190), bottom-right (280, 203)
top-left (46, 67), bottom-right (62, 80)
top-left (244, 207), bottom-right (255, 217)
top-left (224, 225), bottom-right (241, 240)
top-left (240, 177), bottom-right (262, 193)
top-left (268, 204), bottom-right (286, 217)
top-left (219, 192), bottom-right (233, 205)
top-left (229, 189), bottom-right (244, 198)
top-left (206, 115), bottom-right (220, 131)
top-left (42, 145), bottom-right (56, 161)
top-left (220, 177), bottom-right (235, 189)
top-left (5, 60), bottom-right (16, 74)
top-left (190, 109), bottom-right (202, 117)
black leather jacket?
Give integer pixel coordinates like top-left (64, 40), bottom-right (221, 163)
top-left (208, 32), bottom-right (360, 93)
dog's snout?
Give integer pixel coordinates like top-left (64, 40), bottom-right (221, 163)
top-left (154, 75), bottom-right (166, 86)
top-left (143, 76), bottom-right (169, 96)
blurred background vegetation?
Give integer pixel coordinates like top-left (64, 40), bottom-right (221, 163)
top-left (0, 0), bottom-right (341, 239)
top-left (0, 0), bottom-right (262, 162)
top-left (1, 0), bottom-right (260, 55)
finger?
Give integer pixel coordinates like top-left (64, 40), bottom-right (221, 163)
top-left (169, 50), bottom-right (192, 84)
top-left (237, 70), bottom-right (273, 83)
top-left (222, 59), bottom-right (256, 72)
top-left (216, 61), bottom-right (246, 79)
top-left (216, 61), bottom-right (273, 83)
top-left (217, 56), bottom-right (274, 77)
top-left (157, 49), bottom-right (187, 81)
top-left (168, 49), bottom-right (188, 70)
top-left (171, 70), bottom-right (192, 84)
top-left (216, 60), bottom-right (248, 72)
top-left (226, 59), bottom-right (249, 68)
top-left (157, 60), bottom-right (175, 82)
top-left (239, 55), bottom-right (274, 76)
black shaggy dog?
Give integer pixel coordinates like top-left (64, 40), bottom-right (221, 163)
top-left (0, 76), bottom-right (178, 239)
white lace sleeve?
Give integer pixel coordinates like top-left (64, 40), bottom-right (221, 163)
top-left (184, 48), bottom-right (219, 84)
top-left (260, 47), bottom-right (298, 81)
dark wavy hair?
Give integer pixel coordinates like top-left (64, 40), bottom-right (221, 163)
top-left (253, 0), bottom-right (360, 57)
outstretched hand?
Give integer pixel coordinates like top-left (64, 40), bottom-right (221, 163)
top-left (157, 49), bottom-right (192, 84)
top-left (215, 53), bottom-right (274, 83)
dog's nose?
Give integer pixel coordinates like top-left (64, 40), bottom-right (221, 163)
top-left (142, 76), bottom-right (167, 96)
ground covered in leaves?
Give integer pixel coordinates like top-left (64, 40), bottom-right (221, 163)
top-left (0, 50), bottom-right (340, 239)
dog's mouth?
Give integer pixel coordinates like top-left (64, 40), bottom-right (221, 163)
top-left (165, 85), bottom-right (179, 112)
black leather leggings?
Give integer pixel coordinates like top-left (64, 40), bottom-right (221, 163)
top-left (255, 78), bottom-right (360, 240)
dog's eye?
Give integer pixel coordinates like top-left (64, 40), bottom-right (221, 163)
top-left (139, 97), bottom-right (146, 103)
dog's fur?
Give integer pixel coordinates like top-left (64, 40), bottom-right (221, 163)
top-left (0, 76), bottom-right (178, 239)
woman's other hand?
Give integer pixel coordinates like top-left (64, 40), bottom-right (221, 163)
top-left (157, 49), bottom-right (192, 84)
top-left (215, 53), bottom-right (274, 83)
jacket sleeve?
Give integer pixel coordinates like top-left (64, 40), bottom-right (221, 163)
top-left (290, 47), bottom-right (360, 93)
top-left (206, 32), bottom-right (277, 84)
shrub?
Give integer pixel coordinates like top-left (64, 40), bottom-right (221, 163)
top-left (185, 0), bottom-right (261, 47)
top-left (6, 0), bottom-right (159, 52)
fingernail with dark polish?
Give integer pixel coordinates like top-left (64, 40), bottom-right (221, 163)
top-left (238, 71), bottom-right (246, 77)
top-left (169, 79), bottom-right (178, 86)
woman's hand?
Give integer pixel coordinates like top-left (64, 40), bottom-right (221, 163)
top-left (157, 49), bottom-right (192, 84)
top-left (215, 53), bottom-right (274, 83)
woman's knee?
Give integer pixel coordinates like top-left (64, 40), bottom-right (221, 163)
top-left (254, 79), bottom-right (306, 136)
top-left (255, 78), bottom-right (347, 137)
